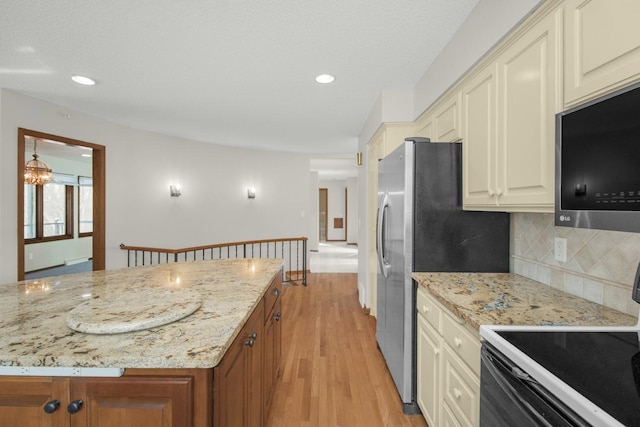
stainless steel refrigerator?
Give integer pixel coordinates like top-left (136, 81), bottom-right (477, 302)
top-left (376, 138), bottom-right (510, 414)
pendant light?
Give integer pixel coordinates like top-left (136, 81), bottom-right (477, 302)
top-left (24, 139), bottom-right (52, 185)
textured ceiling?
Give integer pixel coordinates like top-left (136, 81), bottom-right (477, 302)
top-left (1, 0), bottom-right (479, 156)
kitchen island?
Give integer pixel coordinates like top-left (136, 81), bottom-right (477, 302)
top-left (0, 258), bottom-right (284, 426)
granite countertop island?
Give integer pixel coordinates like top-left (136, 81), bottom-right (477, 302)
top-left (0, 258), bottom-right (283, 369)
top-left (413, 272), bottom-right (637, 330)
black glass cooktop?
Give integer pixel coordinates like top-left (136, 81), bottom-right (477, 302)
top-left (498, 330), bottom-right (640, 426)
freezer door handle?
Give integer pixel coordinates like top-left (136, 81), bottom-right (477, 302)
top-left (377, 193), bottom-right (390, 278)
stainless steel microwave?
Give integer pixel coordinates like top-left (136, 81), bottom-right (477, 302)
top-left (555, 81), bottom-right (640, 233)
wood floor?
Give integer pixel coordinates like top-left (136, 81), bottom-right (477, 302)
top-left (266, 273), bottom-right (428, 427)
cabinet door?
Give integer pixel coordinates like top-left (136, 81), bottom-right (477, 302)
top-left (263, 298), bottom-right (282, 416)
top-left (496, 8), bottom-right (560, 210)
top-left (69, 376), bottom-right (193, 427)
top-left (565, 0), bottom-right (640, 107)
top-left (462, 63), bottom-right (499, 207)
top-left (415, 113), bottom-right (433, 139)
top-left (434, 91), bottom-right (462, 142)
top-left (416, 314), bottom-right (441, 427)
top-left (0, 377), bottom-right (67, 427)
top-left (442, 345), bottom-right (480, 427)
top-left (246, 303), bottom-right (264, 427)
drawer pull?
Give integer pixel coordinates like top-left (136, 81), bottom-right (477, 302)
top-left (454, 337), bottom-right (463, 347)
top-left (453, 388), bottom-right (462, 399)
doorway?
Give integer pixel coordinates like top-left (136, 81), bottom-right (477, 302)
top-left (319, 188), bottom-right (328, 242)
top-left (17, 128), bottom-right (106, 281)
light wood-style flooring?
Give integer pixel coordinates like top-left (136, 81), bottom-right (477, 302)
top-left (266, 273), bottom-right (428, 427)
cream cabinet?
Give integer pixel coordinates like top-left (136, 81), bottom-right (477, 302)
top-left (415, 91), bottom-right (462, 142)
top-left (462, 6), bottom-right (561, 212)
top-left (367, 123), bottom-right (415, 315)
top-left (416, 285), bottom-right (481, 427)
top-left (564, 0), bottom-right (640, 107)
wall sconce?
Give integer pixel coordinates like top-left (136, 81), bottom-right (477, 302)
top-left (170, 184), bottom-right (182, 197)
top-left (247, 187), bottom-right (256, 199)
top-left (356, 152), bottom-right (363, 166)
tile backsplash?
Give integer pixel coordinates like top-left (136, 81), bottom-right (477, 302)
top-left (512, 213), bottom-right (640, 317)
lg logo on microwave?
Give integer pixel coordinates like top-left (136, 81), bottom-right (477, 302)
top-left (559, 215), bottom-right (572, 222)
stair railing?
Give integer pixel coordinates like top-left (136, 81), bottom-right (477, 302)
top-left (120, 237), bottom-right (307, 285)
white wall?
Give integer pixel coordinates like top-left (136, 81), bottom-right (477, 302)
top-left (1, 89), bottom-right (312, 283)
top-left (357, 0), bottom-right (542, 310)
top-left (346, 177), bottom-right (358, 244)
top-left (308, 171), bottom-right (319, 251)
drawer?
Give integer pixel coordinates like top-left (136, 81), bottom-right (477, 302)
top-left (442, 313), bottom-right (481, 376)
top-left (416, 285), bottom-right (442, 332)
top-left (442, 345), bottom-right (480, 427)
top-left (263, 274), bottom-right (282, 323)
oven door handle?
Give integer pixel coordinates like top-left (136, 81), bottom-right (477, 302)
top-left (481, 345), bottom-right (590, 427)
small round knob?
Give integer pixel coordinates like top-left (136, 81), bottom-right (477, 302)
top-left (249, 332), bottom-right (257, 340)
top-left (496, 188), bottom-right (503, 197)
top-left (43, 399), bottom-right (60, 414)
top-left (274, 312), bottom-right (281, 322)
top-left (454, 337), bottom-right (463, 347)
top-left (67, 399), bottom-right (83, 414)
top-left (488, 189), bottom-right (495, 197)
top-left (453, 388), bottom-right (462, 399)
top-left (245, 338), bottom-right (255, 347)
top-left (273, 288), bottom-right (280, 297)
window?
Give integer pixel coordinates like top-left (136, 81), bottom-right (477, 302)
top-left (24, 180), bottom-right (74, 243)
top-left (78, 176), bottom-right (93, 236)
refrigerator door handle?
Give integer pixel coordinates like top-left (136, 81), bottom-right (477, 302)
top-left (377, 193), bottom-right (390, 278)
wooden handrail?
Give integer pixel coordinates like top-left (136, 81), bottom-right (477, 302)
top-left (119, 237), bottom-right (308, 254)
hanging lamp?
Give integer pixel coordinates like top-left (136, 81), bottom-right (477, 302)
top-left (24, 139), bottom-right (52, 185)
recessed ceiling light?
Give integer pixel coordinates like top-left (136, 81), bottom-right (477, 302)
top-left (315, 74), bottom-right (335, 84)
top-left (71, 75), bottom-right (96, 86)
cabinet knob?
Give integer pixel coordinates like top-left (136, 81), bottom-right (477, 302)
top-left (274, 312), bottom-right (281, 321)
top-left (421, 305), bottom-right (429, 313)
top-left (43, 399), bottom-right (60, 414)
top-left (454, 337), bottom-right (463, 347)
top-left (434, 348), bottom-right (440, 356)
top-left (249, 332), bottom-right (257, 340)
top-left (245, 338), bottom-right (255, 347)
top-left (488, 189), bottom-right (495, 197)
top-left (273, 288), bottom-right (280, 297)
top-left (67, 399), bottom-right (83, 414)
top-left (496, 188), bottom-right (503, 197)
top-left (453, 388), bottom-right (462, 399)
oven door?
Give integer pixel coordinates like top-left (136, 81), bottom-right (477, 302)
top-left (480, 343), bottom-right (590, 427)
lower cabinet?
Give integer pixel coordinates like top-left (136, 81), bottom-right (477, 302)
top-left (416, 285), bottom-right (481, 427)
top-left (0, 369), bottom-right (210, 427)
top-left (214, 299), bottom-right (265, 427)
top-left (214, 272), bottom-right (282, 427)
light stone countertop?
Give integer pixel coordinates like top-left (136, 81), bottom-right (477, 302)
top-left (0, 258), bottom-right (283, 369)
top-left (413, 272), bottom-right (637, 331)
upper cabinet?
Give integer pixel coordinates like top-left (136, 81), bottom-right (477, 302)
top-left (564, 0), bottom-right (640, 107)
top-left (463, 5), bottom-right (562, 211)
top-left (415, 91), bottom-right (462, 142)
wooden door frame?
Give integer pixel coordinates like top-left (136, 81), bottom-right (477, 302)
top-left (319, 188), bottom-right (328, 242)
top-left (17, 128), bottom-right (106, 280)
